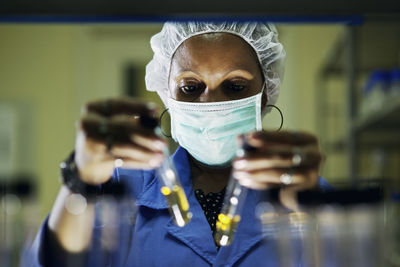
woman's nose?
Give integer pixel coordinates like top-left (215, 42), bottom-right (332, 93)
top-left (198, 86), bottom-right (230, 102)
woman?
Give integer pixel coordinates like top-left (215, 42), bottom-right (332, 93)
top-left (30, 21), bottom-right (330, 266)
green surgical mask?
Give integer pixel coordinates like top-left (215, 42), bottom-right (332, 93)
top-left (167, 89), bottom-right (263, 166)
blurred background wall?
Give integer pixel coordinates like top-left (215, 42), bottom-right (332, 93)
top-left (0, 22), bottom-right (398, 224)
top-left (0, 24), bottom-right (163, 220)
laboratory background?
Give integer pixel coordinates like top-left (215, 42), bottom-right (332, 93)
top-left (0, 20), bottom-right (399, 266)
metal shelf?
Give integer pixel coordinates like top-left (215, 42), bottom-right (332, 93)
top-left (324, 131), bottom-right (400, 152)
top-left (317, 20), bottom-right (400, 183)
top-left (321, 22), bottom-right (400, 77)
top-left (355, 95), bottom-right (400, 133)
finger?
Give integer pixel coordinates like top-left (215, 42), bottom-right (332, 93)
top-left (79, 156), bottom-right (162, 185)
top-left (75, 131), bottom-right (115, 164)
top-left (110, 144), bottom-right (165, 166)
top-left (240, 139), bottom-right (296, 156)
top-left (113, 158), bottom-right (163, 170)
top-left (78, 159), bottom-right (116, 185)
top-left (234, 168), bottom-right (319, 191)
top-left (233, 158), bottom-right (293, 170)
top-left (79, 132), bottom-right (164, 164)
top-left (85, 98), bottom-right (158, 117)
top-left (235, 150), bottom-right (322, 169)
top-left (246, 131), bottom-right (318, 147)
top-left (280, 170), bottom-right (319, 192)
top-left (238, 139), bottom-right (320, 158)
top-left (237, 178), bottom-right (270, 190)
top-left (233, 169), bottom-right (307, 185)
top-left (80, 113), bottom-right (157, 143)
top-left (111, 113), bottom-right (159, 131)
top-left (81, 134), bottom-right (109, 155)
top-left (130, 134), bottom-right (167, 152)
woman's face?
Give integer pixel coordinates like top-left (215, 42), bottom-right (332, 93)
top-left (168, 33), bottom-right (265, 104)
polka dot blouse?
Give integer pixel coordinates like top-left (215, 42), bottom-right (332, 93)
top-left (194, 188), bottom-right (226, 236)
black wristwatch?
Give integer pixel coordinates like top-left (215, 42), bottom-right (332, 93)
top-left (60, 151), bottom-right (101, 200)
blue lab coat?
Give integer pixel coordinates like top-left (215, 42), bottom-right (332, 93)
top-left (28, 146), bottom-right (332, 267)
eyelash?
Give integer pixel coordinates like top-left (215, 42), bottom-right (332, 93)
top-left (179, 83), bottom-right (203, 94)
top-left (227, 82), bottom-right (246, 91)
top-left (179, 80), bottom-right (248, 94)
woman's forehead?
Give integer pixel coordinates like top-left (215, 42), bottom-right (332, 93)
top-left (171, 32), bottom-right (260, 74)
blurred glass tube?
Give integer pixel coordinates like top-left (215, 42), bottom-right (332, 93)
top-left (315, 205), bottom-right (348, 267)
top-left (346, 204), bottom-right (384, 267)
top-left (4, 179), bottom-right (38, 267)
top-left (256, 202), bottom-right (317, 267)
top-left (214, 142), bottom-right (255, 246)
top-left (256, 188), bottom-right (385, 267)
top-left (314, 203), bottom-right (384, 267)
top-left (157, 146), bottom-right (192, 227)
top-left (1, 193), bottom-right (22, 267)
top-left (140, 115), bottom-right (192, 227)
top-left (256, 202), bottom-right (282, 265)
top-left (214, 177), bottom-right (247, 246)
top-left (388, 192), bottom-right (400, 266)
top-left (89, 193), bottom-right (138, 267)
top-left (281, 211), bottom-right (316, 267)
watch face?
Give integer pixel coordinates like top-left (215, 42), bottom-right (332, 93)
top-left (65, 193), bottom-right (88, 215)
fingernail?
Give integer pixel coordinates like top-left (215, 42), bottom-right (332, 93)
top-left (233, 160), bottom-right (247, 169)
top-left (149, 155), bottom-right (164, 167)
top-left (131, 134), bottom-right (146, 144)
top-left (247, 136), bottom-right (263, 146)
top-left (154, 140), bottom-right (167, 151)
top-left (233, 171), bottom-right (249, 179)
top-left (237, 178), bottom-right (253, 187)
top-left (131, 134), bottom-right (139, 143)
top-left (149, 158), bottom-right (160, 168)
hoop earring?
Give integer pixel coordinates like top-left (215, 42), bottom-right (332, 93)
top-left (159, 108), bottom-right (172, 138)
top-left (265, 104), bottom-right (284, 131)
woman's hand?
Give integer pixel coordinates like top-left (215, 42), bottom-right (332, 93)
top-left (232, 131), bottom-right (322, 210)
top-left (75, 98), bottom-right (167, 185)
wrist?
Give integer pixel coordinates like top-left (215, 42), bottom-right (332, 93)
top-left (60, 151), bottom-right (101, 202)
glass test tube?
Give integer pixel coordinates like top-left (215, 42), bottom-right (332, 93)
top-left (214, 175), bottom-right (247, 246)
top-left (141, 116), bottom-right (192, 228)
top-left (214, 142), bottom-right (252, 246)
top-left (157, 145), bottom-right (192, 227)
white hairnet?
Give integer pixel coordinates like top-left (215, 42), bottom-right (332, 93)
top-left (145, 21), bottom-right (286, 114)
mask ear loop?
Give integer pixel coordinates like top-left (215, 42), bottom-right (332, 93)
top-left (264, 104), bottom-right (284, 131)
top-left (261, 81), bottom-right (284, 131)
top-left (159, 108), bottom-right (172, 138)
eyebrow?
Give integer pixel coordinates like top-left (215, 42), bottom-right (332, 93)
top-left (223, 70), bottom-right (254, 80)
top-left (174, 69), bottom-right (255, 83)
top-left (174, 71), bottom-right (202, 82)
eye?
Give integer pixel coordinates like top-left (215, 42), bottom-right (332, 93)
top-left (229, 84), bottom-right (246, 91)
top-left (225, 80), bottom-right (248, 92)
top-left (178, 80), bottom-right (204, 95)
top-left (180, 84), bottom-right (198, 94)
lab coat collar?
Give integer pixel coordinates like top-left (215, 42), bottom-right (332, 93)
top-left (136, 146), bottom-right (219, 264)
top-left (136, 146), bottom-right (192, 210)
top-left (216, 189), bottom-right (265, 266)
top-left (136, 146), bottom-right (265, 265)
top-left (165, 195), bottom-right (219, 264)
